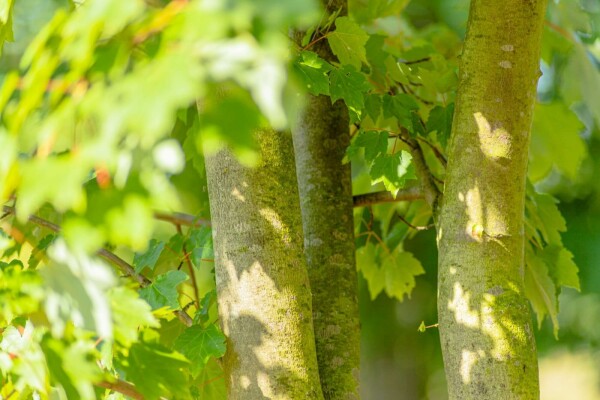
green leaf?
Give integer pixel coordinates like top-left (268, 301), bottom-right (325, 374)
top-left (561, 41), bottom-right (600, 129)
top-left (174, 324), bottom-right (226, 378)
top-left (0, 0), bottom-right (15, 55)
top-left (554, 248), bottom-right (580, 290)
top-left (410, 111), bottom-right (426, 137)
top-left (427, 103), bottom-right (454, 148)
top-left (349, 130), bottom-right (389, 163)
top-left (382, 93), bottom-right (419, 129)
top-left (540, 26), bottom-right (574, 63)
top-left (383, 251), bottom-right (425, 301)
top-left (16, 156), bottom-right (90, 222)
top-left (63, 218), bottom-right (106, 253)
top-left (356, 242), bottom-right (424, 301)
top-left (526, 186), bottom-right (567, 246)
top-left (292, 50), bottom-right (333, 96)
top-left (106, 195), bottom-right (155, 251)
top-left (369, 151), bottom-right (416, 196)
top-left (529, 102), bottom-right (586, 182)
top-left (364, 94), bottom-right (382, 122)
top-left (193, 359), bottom-right (226, 400)
top-left (109, 287), bottom-right (159, 345)
top-left (124, 341), bottom-right (191, 400)
top-left (524, 184), bottom-right (580, 333)
top-left (139, 270), bottom-right (188, 310)
top-left (524, 248), bottom-right (559, 336)
top-left (385, 56), bottom-right (410, 85)
top-left (350, 0), bottom-right (410, 23)
top-left (194, 290), bottom-right (217, 326)
top-left (133, 239), bottom-right (165, 274)
top-left (329, 65), bottom-right (371, 121)
top-left (0, 321), bottom-right (47, 392)
top-left (538, 245), bottom-right (580, 291)
top-left (418, 321), bottom-right (426, 333)
top-left (27, 234), bottom-right (56, 270)
top-left (42, 240), bottom-right (116, 338)
top-left (327, 16), bottom-right (369, 69)
top-left (364, 35), bottom-right (389, 86)
top-left (356, 242), bottom-right (385, 299)
top-left (41, 336), bottom-right (100, 400)
top-left (188, 226), bottom-right (214, 267)
top-left (199, 87), bottom-right (261, 165)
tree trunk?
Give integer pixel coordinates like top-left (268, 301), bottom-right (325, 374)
top-left (204, 129), bottom-right (324, 399)
top-left (291, 1), bottom-right (360, 395)
top-left (291, 1), bottom-right (360, 398)
top-left (437, 1), bottom-right (547, 398)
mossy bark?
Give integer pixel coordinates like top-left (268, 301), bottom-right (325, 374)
top-left (291, 1), bottom-right (360, 398)
top-left (204, 129), bottom-right (324, 399)
top-left (437, 0), bottom-right (547, 398)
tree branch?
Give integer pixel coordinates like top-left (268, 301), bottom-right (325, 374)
top-left (401, 130), bottom-right (442, 213)
top-left (395, 213), bottom-right (434, 231)
top-left (1, 206), bottom-right (193, 327)
top-left (399, 57), bottom-right (431, 65)
top-left (96, 378), bottom-right (168, 400)
top-left (176, 224), bottom-right (200, 307)
top-left (416, 136), bottom-right (447, 167)
top-left (353, 187), bottom-right (423, 207)
top-left (154, 211), bottom-right (211, 227)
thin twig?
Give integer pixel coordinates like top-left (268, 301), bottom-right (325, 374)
top-left (544, 20), bottom-right (575, 44)
top-left (416, 136), bottom-right (448, 167)
top-left (353, 187), bottom-right (423, 207)
top-left (395, 213), bottom-right (434, 231)
top-left (96, 379), bottom-right (168, 400)
top-left (398, 130), bottom-right (442, 215)
top-left (400, 57), bottom-right (431, 65)
top-left (97, 249), bottom-right (150, 286)
top-left (154, 211), bottom-right (211, 227)
top-left (301, 33), bottom-right (330, 51)
top-left (177, 224), bottom-right (200, 307)
top-left (1, 206), bottom-right (193, 327)
top-left (402, 84), bottom-right (434, 106)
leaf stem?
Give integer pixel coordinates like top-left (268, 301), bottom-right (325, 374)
top-left (301, 33), bottom-right (330, 50)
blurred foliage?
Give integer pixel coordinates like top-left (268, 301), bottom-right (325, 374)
top-left (0, 0), bottom-right (319, 397)
top-left (0, 0), bottom-right (598, 398)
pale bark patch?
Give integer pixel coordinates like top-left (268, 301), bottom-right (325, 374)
top-left (448, 283), bottom-right (480, 328)
top-left (460, 350), bottom-right (485, 383)
top-left (474, 112), bottom-right (512, 159)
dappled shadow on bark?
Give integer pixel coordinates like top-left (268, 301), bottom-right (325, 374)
top-left (437, 108), bottom-right (540, 398)
top-left (222, 314), bottom-right (320, 399)
top-left (293, 89), bottom-right (361, 398)
top-left (205, 129), bottom-right (323, 399)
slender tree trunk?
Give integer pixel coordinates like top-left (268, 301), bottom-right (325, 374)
top-left (204, 129), bottom-right (324, 399)
top-left (291, 2), bottom-right (360, 399)
top-left (437, 1), bottom-right (547, 398)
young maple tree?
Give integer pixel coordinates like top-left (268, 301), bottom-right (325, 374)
top-left (0, 0), bottom-right (598, 399)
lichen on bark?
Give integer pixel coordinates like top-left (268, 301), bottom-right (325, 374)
top-left (291, 0), bottom-right (361, 397)
top-left (204, 129), bottom-right (324, 399)
top-left (436, 0), bottom-right (548, 398)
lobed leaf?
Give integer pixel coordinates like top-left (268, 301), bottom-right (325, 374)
top-left (327, 16), bottom-right (369, 69)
